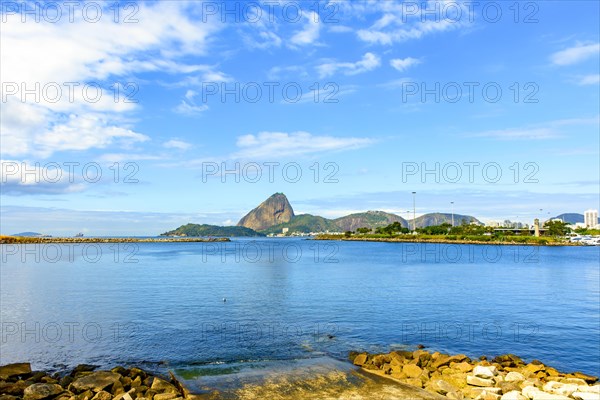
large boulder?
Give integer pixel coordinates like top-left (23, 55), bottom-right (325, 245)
top-left (0, 363), bottom-right (32, 380)
top-left (71, 372), bottom-right (121, 393)
top-left (402, 364), bottom-right (423, 378)
top-left (577, 385), bottom-right (600, 394)
top-left (473, 366), bottom-right (498, 379)
top-left (70, 365), bottom-right (98, 377)
top-left (90, 391), bottom-right (111, 400)
top-left (431, 379), bottom-right (458, 395)
top-left (525, 363), bottom-right (545, 374)
top-left (542, 381), bottom-right (578, 397)
top-left (467, 375), bottom-right (495, 387)
top-left (2, 380), bottom-right (29, 396)
top-left (432, 354), bottom-right (468, 369)
top-left (23, 383), bottom-right (63, 400)
top-left (353, 353), bottom-right (368, 366)
top-left (500, 391), bottom-right (527, 400)
top-left (505, 372), bottom-right (525, 382)
top-left (150, 378), bottom-right (178, 394)
top-left (572, 373), bottom-right (598, 384)
top-left (572, 392), bottom-right (600, 400)
top-left (452, 362), bottom-right (474, 373)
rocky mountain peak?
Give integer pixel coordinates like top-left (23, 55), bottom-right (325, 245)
top-left (237, 193), bottom-right (295, 231)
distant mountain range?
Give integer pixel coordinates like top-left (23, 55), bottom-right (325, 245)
top-left (11, 232), bottom-right (44, 237)
top-left (551, 213), bottom-right (599, 225)
top-left (161, 224), bottom-right (264, 237)
top-left (412, 213), bottom-right (480, 228)
top-left (236, 193), bottom-right (482, 234)
top-left (164, 193), bottom-right (600, 238)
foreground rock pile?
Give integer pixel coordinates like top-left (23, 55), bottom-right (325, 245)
top-left (350, 350), bottom-right (599, 400)
top-left (0, 363), bottom-right (207, 400)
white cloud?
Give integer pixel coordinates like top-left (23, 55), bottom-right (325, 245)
top-left (551, 43), bottom-right (599, 66)
top-left (354, 2), bottom-right (471, 45)
top-left (232, 131), bottom-right (373, 159)
top-left (290, 12), bottom-right (321, 46)
top-left (164, 140), bottom-right (192, 150)
top-left (467, 117), bottom-right (599, 141)
top-left (0, 159), bottom-right (86, 195)
top-left (97, 153), bottom-right (164, 163)
top-left (174, 102), bottom-right (209, 116)
top-left (0, 2), bottom-right (222, 158)
top-left (173, 90), bottom-right (209, 116)
top-left (328, 25), bottom-right (353, 33)
top-left (267, 66), bottom-right (308, 80)
top-left (390, 57), bottom-right (421, 72)
top-left (317, 53), bottom-right (381, 78)
top-left (1, 108), bottom-right (148, 158)
top-left (577, 74), bottom-right (600, 85)
top-left (471, 128), bottom-right (557, 140)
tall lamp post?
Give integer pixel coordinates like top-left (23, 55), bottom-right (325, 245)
top-left (412, 191), bottom-right (416, 232)
top-left (451, 201), bottom-right (454, 227)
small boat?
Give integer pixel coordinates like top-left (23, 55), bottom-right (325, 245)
top-left (74, 233), bottom-right (84, 237)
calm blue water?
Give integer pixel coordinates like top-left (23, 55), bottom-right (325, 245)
top-left (1, 239), bottom-right (599, 378)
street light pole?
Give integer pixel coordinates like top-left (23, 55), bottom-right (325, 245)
top-left (451, 201), bottom-right (454, 227)
top-left (412, 191), bottom-right (416, 232)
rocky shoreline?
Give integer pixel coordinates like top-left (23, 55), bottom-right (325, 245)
top-left (350, 349), bottom-right (599, 400)
top-left (0, 363), bottom-right (215, 400)
top-left (0, 237), bottom-right (230, 244)
top-left (2, 354), bottom-right (598, 400)
top-left (314, 236), bottom-right (578, 246)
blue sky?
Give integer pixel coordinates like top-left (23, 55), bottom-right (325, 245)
top-left (1, 0), bottom-right (599, 235)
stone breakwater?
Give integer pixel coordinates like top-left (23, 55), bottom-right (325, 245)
top-left (350, 350), bottom-right (599, 400)
top-left (314, 236), bottom-right (576, 246)
top-left (0, 237), bottom-right (230, 244)
top-left (0, 363), bottom-right (214, 400)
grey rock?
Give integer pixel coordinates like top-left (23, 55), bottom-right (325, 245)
top-left (71, 372), bottom-right (121, 393)
top-left (0, 363), bottom-right (32, 380)
top-left (23, 383), bottom-right (63, 400)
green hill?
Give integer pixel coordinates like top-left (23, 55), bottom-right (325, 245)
top-left (261, 214), bottom-right (339, 235)
top-left (410, 213), bottom-right (482, 228)
top-left (333, 211), bottom-right (408, 231)
top-left (161, 224), bottom-right (264, 237)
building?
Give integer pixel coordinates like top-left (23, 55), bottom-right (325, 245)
top-left (584, 209), bottom-right (598, 228)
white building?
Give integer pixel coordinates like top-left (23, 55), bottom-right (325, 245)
top-left (584, 209), bottom-right (598, 228)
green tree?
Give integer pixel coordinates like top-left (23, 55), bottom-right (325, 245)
top-left (544, 220), bottom-right (571, 236)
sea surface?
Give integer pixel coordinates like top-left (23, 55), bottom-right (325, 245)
top-left (1, 238), bottom-right (599, 392)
